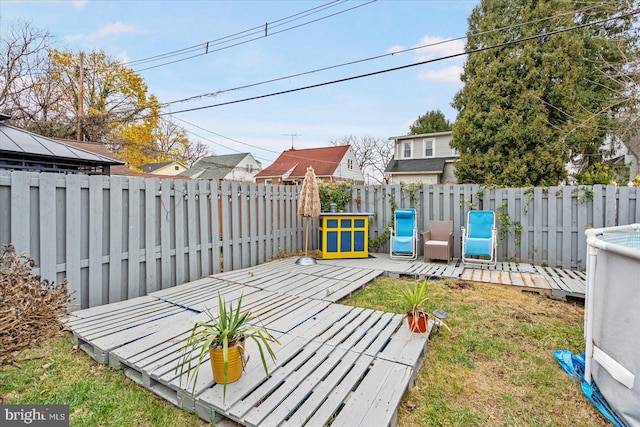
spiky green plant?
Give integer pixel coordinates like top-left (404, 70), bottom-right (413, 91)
top-left (399, 279), bottom-right (430, 315)
top-left (176, 293), bottom-right (279, 400)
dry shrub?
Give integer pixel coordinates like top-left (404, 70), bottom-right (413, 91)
top-left (0, 244), bottom-right (72, 368)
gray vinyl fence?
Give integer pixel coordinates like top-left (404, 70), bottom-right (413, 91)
top-left (1, 170), bottom-right (639, 309)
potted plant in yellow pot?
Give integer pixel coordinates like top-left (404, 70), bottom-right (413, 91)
top-left (399, 279), bottom-right (430, 333)
top-left (177, 293), bottom-right (279, 400)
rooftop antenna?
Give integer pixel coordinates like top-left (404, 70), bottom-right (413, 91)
top-left (283, 133), bottom-right (300, 150)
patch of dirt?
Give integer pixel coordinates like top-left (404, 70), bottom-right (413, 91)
top-left (446, 280), bottom-right (475, 290)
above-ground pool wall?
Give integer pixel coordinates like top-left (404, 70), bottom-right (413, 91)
top-left (586, 225), bottom-right (640, 427)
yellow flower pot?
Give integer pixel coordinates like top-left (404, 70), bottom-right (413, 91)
top-left (209, 341), bottom-right (246, 385)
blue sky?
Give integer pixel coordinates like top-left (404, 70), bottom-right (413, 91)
top-left (1, 0), bottom-right (479, 165)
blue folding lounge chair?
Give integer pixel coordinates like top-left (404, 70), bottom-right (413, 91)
top-left (461, 210), bottom-right (497, 266)
top-left (390, 208), bottom-right (418, 260)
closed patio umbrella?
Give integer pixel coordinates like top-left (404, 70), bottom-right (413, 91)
top-left (296, 166), bottom-right (321, 265)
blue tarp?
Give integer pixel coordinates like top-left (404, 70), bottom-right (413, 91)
top-left (554, 350), bottom-right (626, 427)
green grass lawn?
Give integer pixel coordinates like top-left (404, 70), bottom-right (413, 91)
top-left (0, 337), bottom-right (207, 427)
top-left (343, 277), bottom-right (609, 427)
top-left (1, 277), bottom-right (608, 426)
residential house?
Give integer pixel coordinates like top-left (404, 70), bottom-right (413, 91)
top-left (141, 161), bottom-right (187, 176)
top-left (0, 114), bottom-right (123, 175)
top-left (179, 153), bottom-right (262, 182)
top-left (605, 134), bottom-right (640, 183)
top-left (254, 145), bottom-right (365, 185)
top-left (62, 140), bottom-right (191, 179)
top-left (384, 131), bottom-right (458, 184)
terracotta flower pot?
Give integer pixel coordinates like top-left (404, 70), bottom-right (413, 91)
top-left (406, 310), bottom-right (429, 333)
top-left (209, 341), bottom-right (246, 385)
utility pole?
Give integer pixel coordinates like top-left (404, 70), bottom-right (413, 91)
top-left (283, 133), bottom-right (300, 150)
top-left (77, 52), bottom-right (84, 142)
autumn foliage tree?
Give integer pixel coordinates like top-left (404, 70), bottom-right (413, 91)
top-left (451, 0), bottom-right (639, 186)
top-left (1, 21), bottom-right (209, 169)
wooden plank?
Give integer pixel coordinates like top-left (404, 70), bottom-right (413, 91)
top-left (174, 179), bottom-right (187, 284)
top-left (109, 176), bottom-right (124, 302)
top-left (562, 186), bottom-right (572, 270)
top-left (331, 359), bottom-right (412, 427)
top-left (189, 334), bottom-right (317, 417)
top-left (198, 180), bottom-right (212, 277)
top-left (547, 187), bottom-right (558, 268)
top-left (240, 343), bottom-right (344, 427)
top-left (88, 175), bottom-right (104, 307)
top-left (160, 179), bottom-right (172, 289)
top-left (605, 184), bottom-right (617, 227)
top-left (145, 178), bottom-right (158, 293)
top-left (257, 184), bottom-right (266, 265)
top-left (210, 183), bottom-right (221, 274)
top-left (128, 178), bottom-right (142, 300)
top-left (533, 187), bottom-right (543, 266)
top-left (65, 174), bottom-right (83, 309)
top-left (221, 182), bottom-right (232, 271)
top-left (10, 171), bottom-right (29, 255)
top-left (240, 182), bottom-right (250, 269)
top-left (249, 183), bottom-right (258, 267)
top-left (38, 174), bottom-right (56, 283)
top-left (186, 179), bottom-right (199, 281)
top-left (260, 350), bottom-right (362, 427)
top-left (300, 354), bottom-right (374, 427)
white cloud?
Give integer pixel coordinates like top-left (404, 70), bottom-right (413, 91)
top-left (418, 65), bottom-right (464, 83)
top-left (72, 0), bottom-right (88, 9)
top-left (64, 21), bottom-right (139, 43)
top-left (413, 35), bottom-right (465, 62)
top-left (387, 45), bottom-right (406, 55)
top-left (116, 51), bottom-right (130, 64)
top-left (90, 22), bottom-right (139, 39)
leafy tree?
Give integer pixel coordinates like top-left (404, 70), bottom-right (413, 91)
top-left (451, 0), bottom-right (639, 186)
top-left (408, 109), bottom-right (452, 134)
top-left (154, 118), bottom-right (209, 167)
top-left (47, 49), bottom-right (160, 145)
top-left (0, 24), bottom-right (208, 170)
top-left (330, 135), bottom-right (393, 184)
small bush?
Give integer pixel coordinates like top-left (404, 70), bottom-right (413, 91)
top-left (0, 244), bottom-right (71, 368)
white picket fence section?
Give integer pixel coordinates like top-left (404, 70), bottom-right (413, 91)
top-left (1, 170), bottom-right (638, 309)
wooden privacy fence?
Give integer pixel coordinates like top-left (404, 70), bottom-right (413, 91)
top-left (2, 170), bottom-right (639, 309)
top-left (0, 171), bottom-right (306, 310)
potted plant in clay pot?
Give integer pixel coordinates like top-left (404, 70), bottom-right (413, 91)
top-left (177, 293), bottom-right (279, 400)
top-left (399, 279), bottom-right (431, 333)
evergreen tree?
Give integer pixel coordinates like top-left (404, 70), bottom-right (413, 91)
top-left (409, 109), bottom-right (452, 134)
top-left (451, 0), bottom-right (639, 186)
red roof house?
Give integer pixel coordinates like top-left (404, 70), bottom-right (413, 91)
top-left (254, 145), bottom-right (364, 185)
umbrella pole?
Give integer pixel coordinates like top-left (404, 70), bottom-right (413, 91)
top-left (305, 218), bottom-right (309, 256)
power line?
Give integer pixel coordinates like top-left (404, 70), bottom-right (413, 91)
top-left (129, 1), bottom-right (376, 72)
top-left (124, 1), bottom-right (346, 67)
top-left (159, 2), bottom-right (609, 108)
top-left (173, 116), bottom-right (282, 155)
top-left (145, 8), bottom-right (640, 119)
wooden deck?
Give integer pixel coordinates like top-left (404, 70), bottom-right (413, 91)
top-left (317, 253), bottom-right (585, 300)
top-left (66, 253), bottom-right (586, 427)
top-left (67, 261), bottom-right (428, 427)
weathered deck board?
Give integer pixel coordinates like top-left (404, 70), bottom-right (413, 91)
top-left (68, 253), bottom-right (585, 427)
top-left (192, 303), bottom-right (428, 427)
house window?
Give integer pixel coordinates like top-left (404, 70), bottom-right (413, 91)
top-left (403, 142), bottom-right (412, 159)
top-left (347, 159), bottom-right (353, 169)
top-left (265, 179), bottom-right (272, 185)
top-left (174, 165), bottom-right (180, 171)
top-left (423, 139), bottom-right (435, 158)
top-left (246, 164), bottom-right (253, 173)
